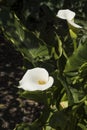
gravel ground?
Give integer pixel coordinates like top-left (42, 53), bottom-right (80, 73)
top-left (0, 35), bottom-right (43, 130)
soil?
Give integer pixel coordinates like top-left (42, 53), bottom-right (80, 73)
top-left (0, 35), bottom-right (43, 130)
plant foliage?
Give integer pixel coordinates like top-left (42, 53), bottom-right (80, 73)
top-left (0, 0), bottom-right (87, 130)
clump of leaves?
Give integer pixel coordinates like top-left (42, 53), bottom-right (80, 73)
top-left (0, 1), bottom-right (87, 130)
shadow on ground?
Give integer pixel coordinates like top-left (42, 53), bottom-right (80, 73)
top-left (0, 35), bottom-right (43, 130)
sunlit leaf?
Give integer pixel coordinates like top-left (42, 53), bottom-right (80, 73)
top-left (45, 126), bottom-right (56, 130)
top-left (52, 33), bottom-right (63, 60)
top-left (78, 123), bottom-right (87, 130)
top-left (0, 9), bottom-right (50, 64)
top-left (64, 39), bottom-right (87, 73)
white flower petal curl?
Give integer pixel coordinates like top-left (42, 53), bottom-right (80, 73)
top-left (19, 67), bottom-right (54, 91)
top-left (68, 20), bottom-right (82, 28)
top-left (57, 9), bottom-right (75, 21)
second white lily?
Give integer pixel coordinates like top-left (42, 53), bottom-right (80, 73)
top-left (19, 67), bottom-right (54, 91)
top-left (57, 9), bottom-right (82, 28)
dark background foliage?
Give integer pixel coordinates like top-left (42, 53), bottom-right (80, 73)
top-left (0, 0), bottom-right (87, 130)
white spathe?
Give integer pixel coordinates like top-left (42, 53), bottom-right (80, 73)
top-left (57, 9), bottom-right (82, 28)
top-left (57, 9), bottom-right (75, 20)
top-left (68, 20), bottom-right (82, 28)
top-left (19, 67), bottom-right (54, 91)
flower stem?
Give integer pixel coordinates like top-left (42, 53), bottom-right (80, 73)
top-left (73, 39), bottom-right (77, 51)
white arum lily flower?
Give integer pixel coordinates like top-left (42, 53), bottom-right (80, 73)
top-left (57, 9), bottom-right (82, 28)
top-left (19, 68), bottom-right (54, 91)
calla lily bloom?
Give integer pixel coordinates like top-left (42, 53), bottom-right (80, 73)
top-left (57, 9), bottom-right (82, 28)
top-left (19, 68), bottom-right (54, 91)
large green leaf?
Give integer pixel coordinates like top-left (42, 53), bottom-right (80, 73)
top-left (49, 110), bottom-right (72, 130)
top-left (0, 9), bottom-right (50, 64)
top-left (64, 39), bottom-right (87, 73)
top-left (69, 87), bottom-right (86, 104)
top-left (78, 123), bottom-right (87, 130)
top-left (18, 90), bottom-right (47, 104)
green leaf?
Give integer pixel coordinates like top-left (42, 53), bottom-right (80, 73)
top-left (52, 33), bottom-right (63, 60)
top-left (19, 90), bottom-right (47, 104)
top-left (78, 123), bottom-right (87, 130)
top-left (64, 39), bottom-right (87, 73)
top-left (69, 87), bottom-right (86, 103)
top-left (45, 126), bottom-right (56, 130)
top-left (57, 76), bottom-right (74, 106)
top-left (0, 9), bottom-right (50, 64)
top-left (79, 62), bottom-right (87, 77)
top-left (69, 29), bottom-right (77, 39)
top-left (49, 110), bottom-right (71, 130)
top-left (84, 100), bottom-right (87, 114)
